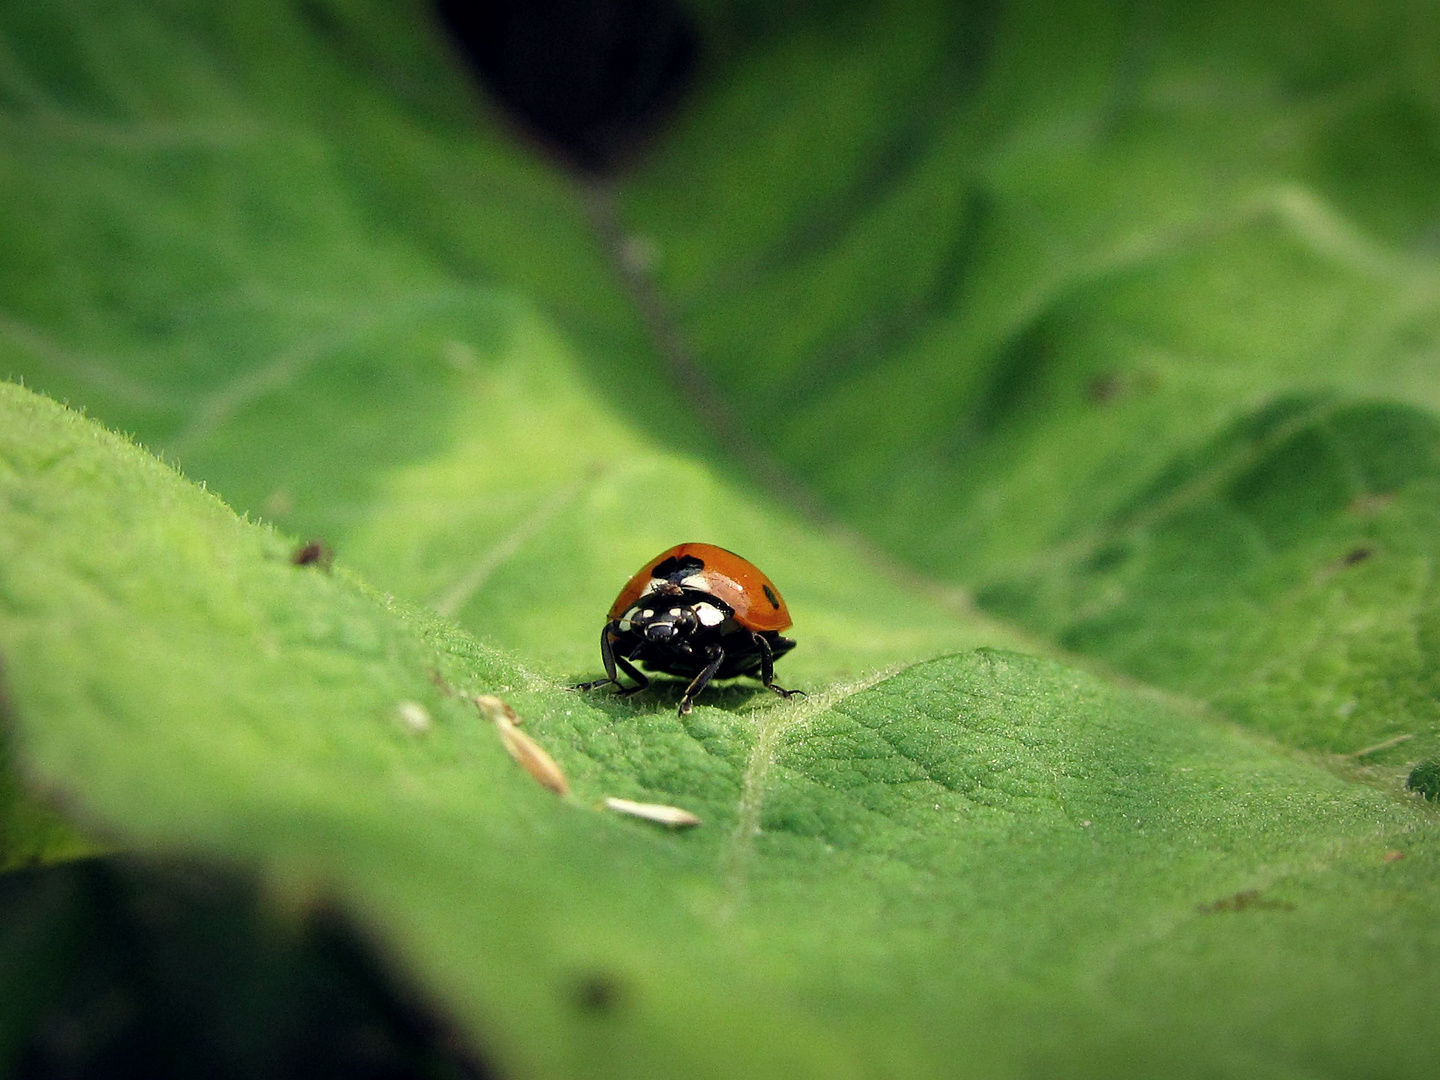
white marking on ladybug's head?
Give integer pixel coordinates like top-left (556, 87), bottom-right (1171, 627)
top-left (693, 602), bottom-right (725, 627)
top-left (680, 574), bottom-right (710, 591)
top-left (641, 609), bottom-right (655, 618)
top-left (639, 579), bottom-right (663, 596)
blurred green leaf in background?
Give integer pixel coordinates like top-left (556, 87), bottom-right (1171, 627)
top-left (3, 0), bottom-right (1440, 1076)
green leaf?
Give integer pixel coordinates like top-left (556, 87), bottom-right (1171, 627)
top-left (0, 737), bottom-right (94, 873)
top-left (5, 0), bottom-right (1440, 1076)
top-left (5, 381), bottom-right (1440, 1077)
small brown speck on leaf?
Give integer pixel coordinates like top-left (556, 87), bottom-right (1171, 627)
top-left (573, 972), bottom-right (625, 1013)
top-left (1197, 889), bottom-right (1294, 914)
top-left (1085, 373), bottom-right (1121, 404)
top-left (291, 539), bottom-right (333, 569)
top-left (1383, 850), bottom-right (1406, 862)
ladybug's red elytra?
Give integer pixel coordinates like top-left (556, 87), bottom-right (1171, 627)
top-left (578, 543), bottom-right (802, 715)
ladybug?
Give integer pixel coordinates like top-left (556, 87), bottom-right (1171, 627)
top-left (578, 543), bottom-right (802, 715)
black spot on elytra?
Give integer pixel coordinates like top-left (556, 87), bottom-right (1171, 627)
top-left (762, 584), bottom-right (780, 609)
top-left (651, 554), bottom-right (704, 582)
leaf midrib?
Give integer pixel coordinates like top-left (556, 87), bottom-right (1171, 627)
top-left (718, 666), bottom-right (906, 915)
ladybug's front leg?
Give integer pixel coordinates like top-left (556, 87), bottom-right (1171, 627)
top-left (752, 631), bottom-right (804, 701)
top-left (678, 644), bottom-right (725, 716)
top-left (611, 645), bottom-right (649, 697)
top-left (576, 623), bottom-right (649, 695)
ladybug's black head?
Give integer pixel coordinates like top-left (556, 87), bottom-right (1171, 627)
top-left (616, 583), bottom-right (730, 653)
top-left (627, 596), bottom-right (700, 645)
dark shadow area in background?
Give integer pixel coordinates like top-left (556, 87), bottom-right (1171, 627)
top-left (1, 857), bottom-right (494, 1080)
top-left (435, 0), bottom-right (699, 174)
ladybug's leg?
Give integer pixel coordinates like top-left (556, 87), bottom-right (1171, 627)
top-left (576, 624), bottom-right (628, 692)
top-left (611, 651), bottom-right (649, 697)
top-left (678, 644), bottom-right (725, 716)
top-left (752, 632), bottom-right (805, 701)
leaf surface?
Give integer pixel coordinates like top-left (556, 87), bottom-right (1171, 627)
top-left (621, 0), bottom-right (1440, 758)
top-left (3, 1), bottom-right (1440, 1077)
top-left (5, 383), bottom-right (1440, 1077)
